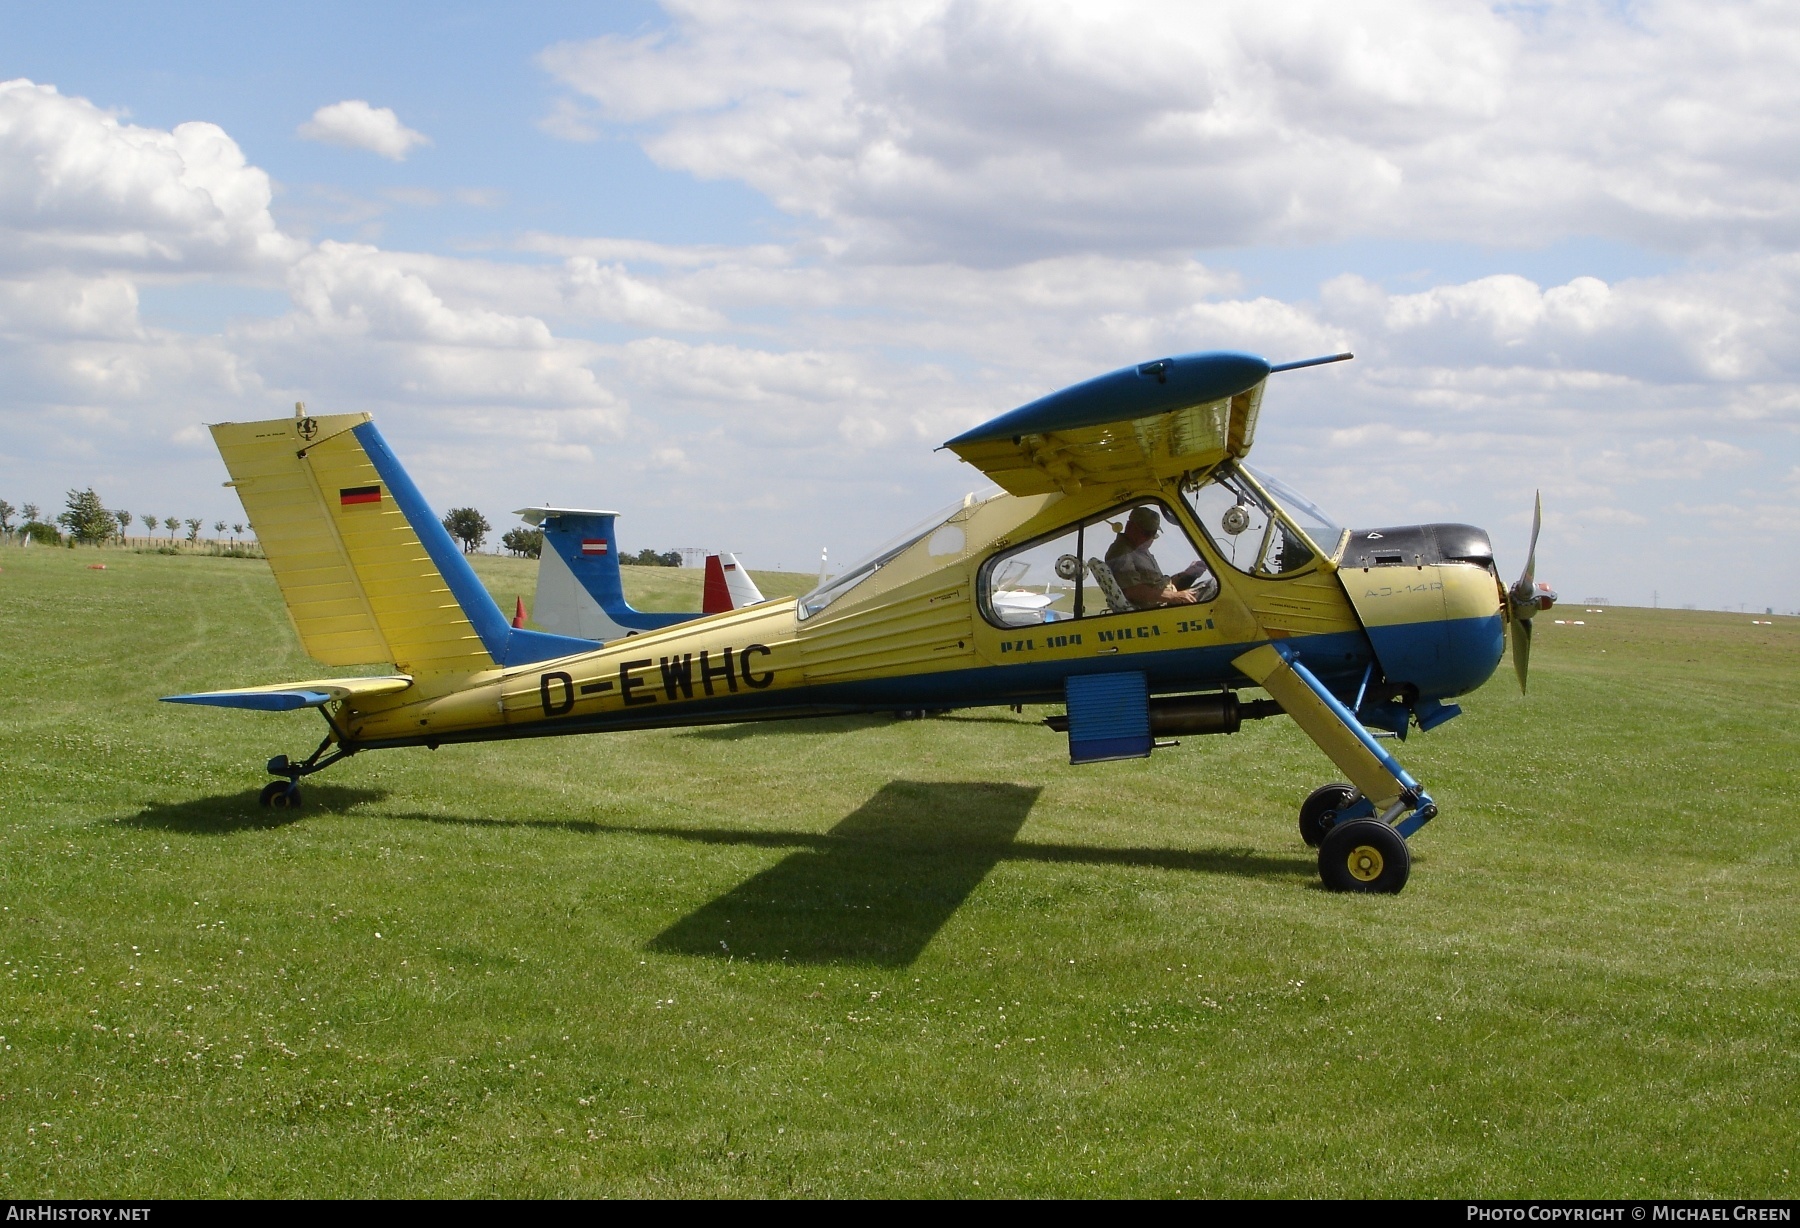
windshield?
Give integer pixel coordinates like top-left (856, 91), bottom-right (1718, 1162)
top-left (1243, 464), bottom-right (1345, 557)
top-left (797, 493), bottom-right (990, 620)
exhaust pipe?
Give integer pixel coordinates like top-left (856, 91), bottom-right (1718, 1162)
top-left (1044, 692), bottom-right (1282, 736)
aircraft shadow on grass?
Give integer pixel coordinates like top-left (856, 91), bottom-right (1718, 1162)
top-left (120, 784), bottom-right (387, 834)
top-left (120, 779), bottom-right (1311, 964)
top-left (642, 779), bottom-right (1311, 967)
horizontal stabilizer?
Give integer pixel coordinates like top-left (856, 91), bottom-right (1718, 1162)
top-left (163, 674), bottom-right (413, 712)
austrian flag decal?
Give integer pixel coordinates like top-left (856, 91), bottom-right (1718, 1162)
top-left (581, 539), bottom-right (608, 555)
top-left (339, 485), bottom-right (382, 506)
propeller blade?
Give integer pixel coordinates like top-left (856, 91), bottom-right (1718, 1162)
top-left (1508, 491), bottom-right (1549, 693)
top-left (1511, 489), bottom-right (1542, 607)
top-left (1525, 489), bottom-right (1541, 584)
top-left (1512, 613), bottom-right (1532, 694)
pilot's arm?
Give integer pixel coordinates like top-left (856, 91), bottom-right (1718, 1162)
top-left (1123, 579), bottom-right (1199, 607)
top-left (1112, 548), bottom-right (1199, 607)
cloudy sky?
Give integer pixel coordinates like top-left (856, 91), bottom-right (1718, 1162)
top-left (3, 0), bottom-right (1797, 609)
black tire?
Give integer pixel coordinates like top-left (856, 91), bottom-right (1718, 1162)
top-left (280, 784), bottom-right (302, 810)
top-left (258, 781), bottom-right (287, 808)
top-left (1319, 819), bottom-right (1410, 894)
top-left (1299, 783), bottom-right (1358, 847)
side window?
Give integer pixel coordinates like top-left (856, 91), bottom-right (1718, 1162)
top-left (980, 501), bottom-right (1215, 628)
top-left (1184, 466), bottom-right (1315, 576)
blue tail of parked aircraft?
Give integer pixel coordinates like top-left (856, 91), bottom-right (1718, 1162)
top-left (516, 507), bottom-right (694, 641)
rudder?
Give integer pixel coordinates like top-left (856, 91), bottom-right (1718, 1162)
top-left (216, 413), bottom-right (594, 676)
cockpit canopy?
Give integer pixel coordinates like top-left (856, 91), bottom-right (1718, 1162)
top-left (1184, 463), bottom-right (1346, 577)
top-left (798, 490), bottom-right (1007, 621)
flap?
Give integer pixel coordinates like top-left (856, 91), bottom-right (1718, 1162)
top-left (162, 674), bottom-right (413, 712)
top-left (944, 351), bottom-right (1270, 495)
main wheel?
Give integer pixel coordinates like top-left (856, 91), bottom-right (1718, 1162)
top-left (258, 781), bottom-right (287, 808)
top-left (1319, 819), bottom-right (1410, 893)
top-left (1299, 783), bottom-right (1358, 847)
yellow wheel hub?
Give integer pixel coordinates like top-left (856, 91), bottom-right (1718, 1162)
top-left (1346, 844), bottom-right (1385, 882)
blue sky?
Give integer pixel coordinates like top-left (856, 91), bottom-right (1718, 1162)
top-left (2, 0), bottom-right (1796, 607)
top-left (6, 3), bottom-right (774, 249)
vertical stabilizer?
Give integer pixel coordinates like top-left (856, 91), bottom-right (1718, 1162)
top-left (702, 553), bottom-right (732, 614)
top-left (721, 553), bottom-right (765, 607)
top-left (214, 414), bottom-right (596, 675)
top-left (517, 508), bottom-right (693, 640)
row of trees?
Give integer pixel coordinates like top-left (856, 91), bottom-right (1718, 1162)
top-left (0, 491), bottom-right (249, 547)
top-left (442, 506), bottom-right (677, 566)
top-left (502, 526), bottom-right (544, 558)
top-left (3, 492), bottom-right (677, 565)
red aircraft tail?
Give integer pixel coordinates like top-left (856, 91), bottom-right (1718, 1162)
top-left (702, 555), bottom-right (731, 614)
top-left (701, 551), bottom-right (765, 614)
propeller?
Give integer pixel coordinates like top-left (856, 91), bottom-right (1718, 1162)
top-left (1508, 491), bottom-right (1558, 693)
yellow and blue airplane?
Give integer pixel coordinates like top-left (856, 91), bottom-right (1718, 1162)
top-left (165, 350), bottom-right (1554, 893)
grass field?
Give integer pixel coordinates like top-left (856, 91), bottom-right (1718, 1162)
top-left (1, 545), bottom-right (1795, 1197)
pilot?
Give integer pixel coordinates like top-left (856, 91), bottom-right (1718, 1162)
top-left (1106, 506), bottom-right (1213, 608)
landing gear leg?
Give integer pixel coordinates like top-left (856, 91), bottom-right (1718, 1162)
top-left (1233, 644), bottom-right (1438, 894)
top-left (259, 707), bottom-right (358, 806)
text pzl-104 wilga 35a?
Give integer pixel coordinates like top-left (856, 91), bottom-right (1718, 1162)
top-left (167, 350), bottom-right (1556, 893)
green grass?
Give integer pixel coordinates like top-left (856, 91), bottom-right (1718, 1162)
top-left (0, 546), bottom-right (1794, 1197)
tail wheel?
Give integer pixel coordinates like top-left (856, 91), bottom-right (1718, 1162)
top-left (1299, 783), bottom-right (1358, 847)
top-left (1319, 819), bottom-right (1410, 894)
top-left (260, 782), bottom-right (302, 810)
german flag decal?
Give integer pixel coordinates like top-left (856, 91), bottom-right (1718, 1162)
top-left (339, 485), bottom-right (382, 506)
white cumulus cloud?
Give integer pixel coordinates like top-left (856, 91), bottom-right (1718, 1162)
top-left (541, 0), bottom-right (1800, 261)
top-left (0, 79), bottom-right (300, 273)
top-left (298, 100), bottom-right (432, 161)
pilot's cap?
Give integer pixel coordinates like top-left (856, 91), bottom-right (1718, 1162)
top-left (1127, 506), bottom-right (1162, 535)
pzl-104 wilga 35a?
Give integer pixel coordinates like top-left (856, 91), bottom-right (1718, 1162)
top-left (167, 350), bottom-right (1554, 893)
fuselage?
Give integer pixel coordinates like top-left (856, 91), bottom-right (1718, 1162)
top-left (341, 477), bottom-right (1506, 751)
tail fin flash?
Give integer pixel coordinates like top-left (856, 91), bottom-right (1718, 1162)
top-left (214, 414), bottom-right (594, 675)
top-left (517, 508), bottom-right (693, 640)
top-left (703, 552), bottom-right (764, 613)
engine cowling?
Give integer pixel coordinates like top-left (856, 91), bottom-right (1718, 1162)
top-left (1338, 523), bottom-right (1506, 702)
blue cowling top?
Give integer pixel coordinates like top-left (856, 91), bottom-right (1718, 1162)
top-left (944, 351), bottom-right (1271, 448)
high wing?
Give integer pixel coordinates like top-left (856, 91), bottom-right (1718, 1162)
top-left (942, 351), bottom-right (1272, 496)
top-left (164, 675), bottom-right (414, 712)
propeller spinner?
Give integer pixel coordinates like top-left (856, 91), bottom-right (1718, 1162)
top-left (1508, 491), bottom-right (1558, 693)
